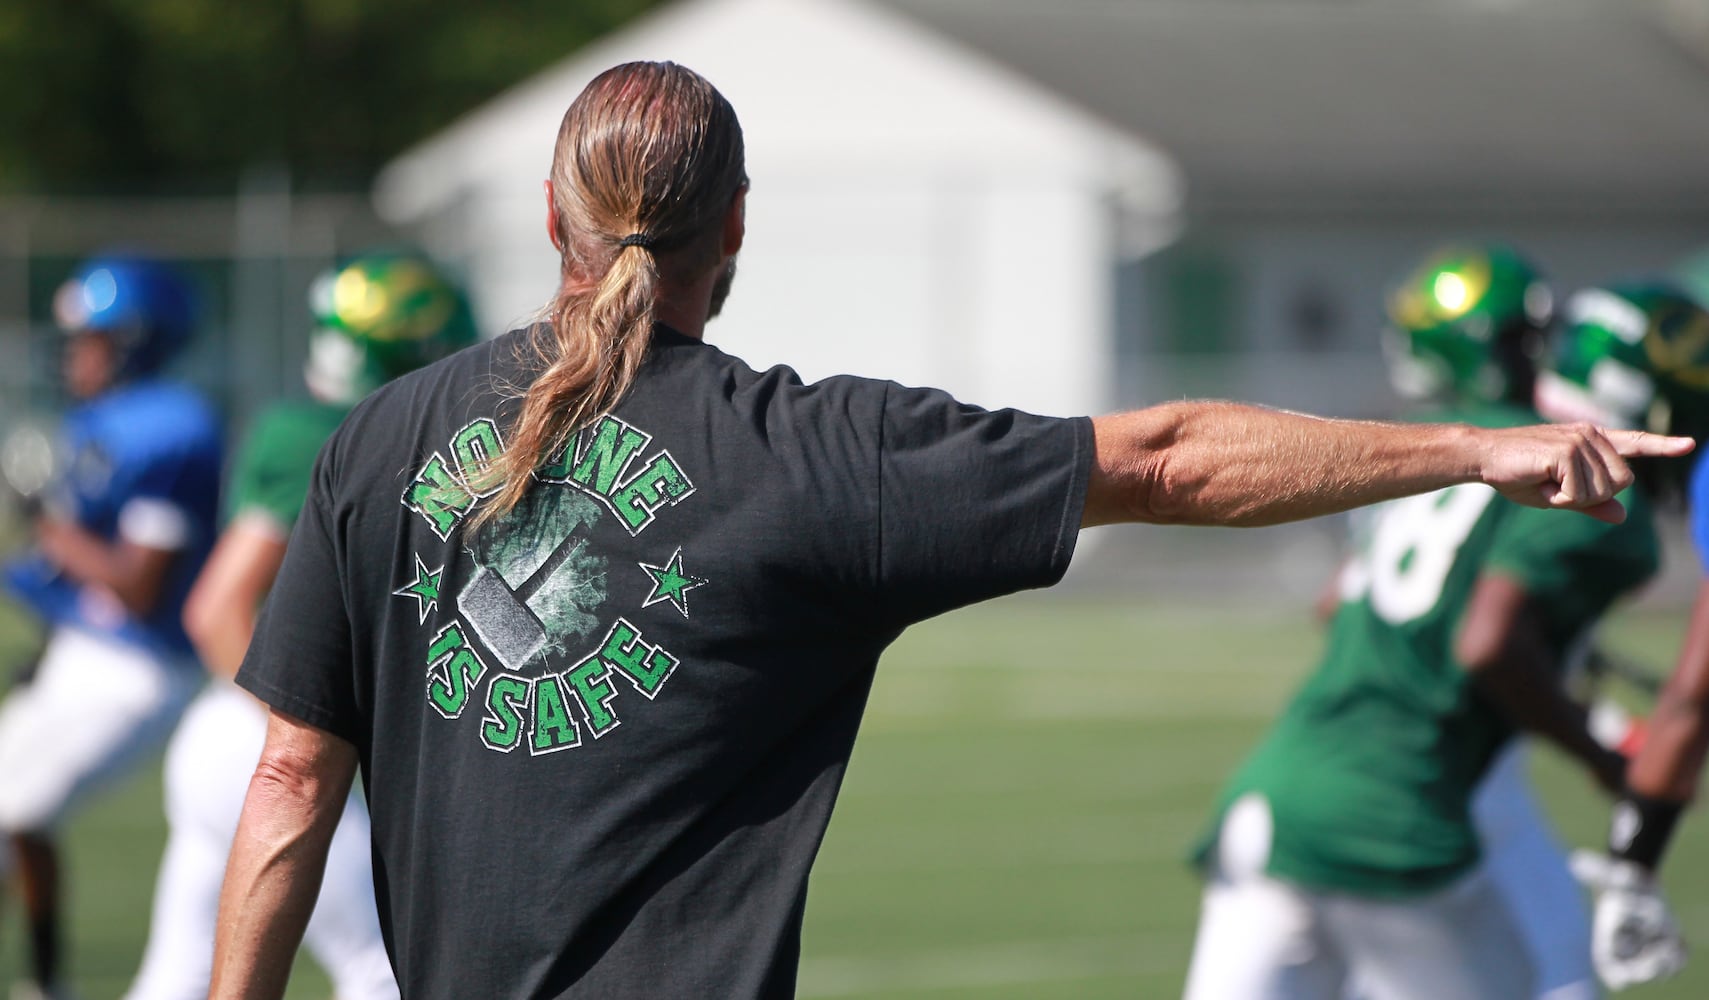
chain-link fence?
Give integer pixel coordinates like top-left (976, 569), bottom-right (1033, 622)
top-left (0, 174), bottom-right (426, 427)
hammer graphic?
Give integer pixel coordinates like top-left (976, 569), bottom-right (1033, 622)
top-left (458, 533), bottom-right (590, 671)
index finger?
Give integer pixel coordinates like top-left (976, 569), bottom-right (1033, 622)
top-left (1605, 430), bottom-right (1695, 459)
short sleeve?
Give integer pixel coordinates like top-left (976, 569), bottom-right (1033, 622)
top-left (116, 497), bottom-right (191, 550)
top-left (117, 438), bottom-right (209, 549)
top-left (1690, 454), bottom-right (1709, 575)
top-left (226, 407), bottom-right (333, 532)
top-left (876, 384), bottom-right (1092, 625)
top-left (1484, 490), bottom-right (1659, 627)
top-left (236, 455), bottom-right (359, 742)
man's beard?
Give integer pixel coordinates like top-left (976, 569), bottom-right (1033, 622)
top-left (708, 257), bottom-right (738, 319)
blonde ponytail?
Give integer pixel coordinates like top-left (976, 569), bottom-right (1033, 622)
top-left (471, 61), bottom-right (745, 527)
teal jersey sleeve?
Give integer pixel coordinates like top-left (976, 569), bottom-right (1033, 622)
top-left (225, 401), bottom-right (351, 532)
top-left (1484, 486), bottom-right (1660, 640)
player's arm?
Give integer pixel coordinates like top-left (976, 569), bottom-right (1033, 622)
top-left (34, 510), bottom-right (179, 617)
top-left (1584, 577), bottom-right (1709, 888)
top-left (1456, 573), bottom-right (1626, 792)
top-left (183, 513), bottom-right (290, 680)
top-left (210, 707), bottom-right (354, 1000)
top-left (1602, 449), bottom-right (1709, 877)
top-left (1082, 402), bottom-right (1689, 528)
top-left (1628, 580), bottom-right (1709, 804)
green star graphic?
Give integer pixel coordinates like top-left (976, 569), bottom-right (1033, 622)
top-left (392, 553), bottom-right (443, 624)
top-left (637, 547), bottom-right (707, 618)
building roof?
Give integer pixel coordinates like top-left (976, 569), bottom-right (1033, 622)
top-left (376, 0), bottom-right (1178, 226)
top-left (883, 0), bottom-right (1709, 217)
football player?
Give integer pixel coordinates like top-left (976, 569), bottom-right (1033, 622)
top-left (0, 257), bottom-right (223, 1000)
top-left (1372, 244), bottom-right (1607, 1000)
top-left (1183, 256), bottom-right (1670, 1000)
top-left (1563, 285), bottom-right (1709, 991)
top-left (1382, 245), bottom-right (1613, 1000)
top-left (121, 252), bottom-right (477, 1000)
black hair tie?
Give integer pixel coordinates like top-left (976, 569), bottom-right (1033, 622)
top-left (618, 233), bottom-right (656, 250)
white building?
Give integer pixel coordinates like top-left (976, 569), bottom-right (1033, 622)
top-left (375, 0), bottom-right (1182, 419)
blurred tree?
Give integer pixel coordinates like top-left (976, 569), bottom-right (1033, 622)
top-left (0, 0), bottom-right (665, 192)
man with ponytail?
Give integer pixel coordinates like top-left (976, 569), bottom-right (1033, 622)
top-left (209, 61), bottom-right (1691, 1000)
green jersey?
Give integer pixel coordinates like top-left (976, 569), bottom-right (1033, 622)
top-left (1201, 403), bottom-right (1659, 898)
top-left (226, 400), bottom-right (351, 532)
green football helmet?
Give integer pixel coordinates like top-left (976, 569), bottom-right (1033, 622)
top-left (1537, 283), bottom-right (1709, 442)
top-left (304, 251), bottom-right (478, 405)
top-left (1383, 244), bottom-right (1553, 405)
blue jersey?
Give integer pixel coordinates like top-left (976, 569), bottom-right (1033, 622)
top-left (1693, 454), bottom-right (1709, 575)
top-left (3, 379), bottom-right (223, 660)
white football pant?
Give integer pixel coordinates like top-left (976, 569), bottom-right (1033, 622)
top-left (1183, 793), bottom-right (1534, 1000)
top-left (122, 683), bottom-right (397, 1000)
top-left (0, 627), bottom-right (198, 832)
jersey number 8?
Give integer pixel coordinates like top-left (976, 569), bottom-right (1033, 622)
top-left (1343, 484), bottom-right (1497, 625)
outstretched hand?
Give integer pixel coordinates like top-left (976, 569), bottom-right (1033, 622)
top-left (1479, 424), bottom-right (1694, 524)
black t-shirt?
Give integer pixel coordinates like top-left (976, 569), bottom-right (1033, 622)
top-left (238, 325), bottom-right (1092, 999)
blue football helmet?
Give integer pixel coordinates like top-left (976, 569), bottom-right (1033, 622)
top-left (52, 257), bottom-right (197, 379)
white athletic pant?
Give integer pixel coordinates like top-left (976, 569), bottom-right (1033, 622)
top-left (1183, 794), bottom-right (1534, 1000)
top-left (122, 683), bottom-right (397, 1000)
top-left (0, 627), bottom-right (199, 832)
top-left (1470, 741), bottom-right (1599, 1000)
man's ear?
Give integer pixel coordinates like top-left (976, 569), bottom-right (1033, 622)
top-left (544, 180), bottom-right (563, 252)
top-left (722, 184), bottom-right (747, 256)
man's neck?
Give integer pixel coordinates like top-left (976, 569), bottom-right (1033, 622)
top-left (646, 263), bottom-right (721, 340)
top-left (654, 295), bottom-right (708, 340)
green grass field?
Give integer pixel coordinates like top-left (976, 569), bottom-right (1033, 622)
top-left (1, 595), bottom-right (1705, 998)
